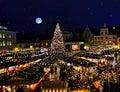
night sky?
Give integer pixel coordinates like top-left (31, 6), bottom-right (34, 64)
top-left (0, 0), bottom-right (120, 33)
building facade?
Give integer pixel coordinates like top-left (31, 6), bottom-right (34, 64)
top-left (0, 25), bottom-right (16, 51)
top-left (82, 26), bottom-right (93, 45)
top-left (94, 27), bottom-right (117, 46)
top-left (41, 81), bottom-right (68, 92)
top-left (62, 31), bottom-right (73, 41)
top-left (117, 37), bottom-right (120, 48)
top-left (40, 40), bottom-right (51, 48)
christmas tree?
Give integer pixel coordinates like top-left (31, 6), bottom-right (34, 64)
top-left (50, 23), bottom-right (65, 57)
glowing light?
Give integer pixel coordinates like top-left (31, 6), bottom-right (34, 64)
top-left (113, 27), bottom-right (116, 29)
top-left (72, 45), bottom-right (78, 51)
top-left (35, 17), bottom-right (42, 24)
top-left (84, 45), bottom-right (89, 50)
top-left (14, 47), bottom-right (19, 52)
top-left (30, 45), bottom-right (33, 49)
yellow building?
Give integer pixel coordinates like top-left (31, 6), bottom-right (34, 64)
top-left (94, 26), bottom-right (117, 46)
top-left (117, 37), bottom-right (120, 49)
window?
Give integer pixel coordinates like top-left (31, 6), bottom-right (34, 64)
top-left (113, 36), bottom-right (115, 39)
top-left (3, 34), bottom-right (5, 38)
top-left (53, 89), bottom-right (55, 92)
top-left (3, 41), bottom-right (5, 46)
top-left (60, 90), bottom-right (62, 92)
top-left (98, 37), bottom-right (100, 39)
top-left (72, 45), bottom-right (78, 51)
top-left (0, 41), bottom-right (2, 46)
top-left (7, 34), bottom-right (12, 38)
top-left (7, 41), bottom-right (12, 46)
top-left (0, 33), bottom-right (2, 38)
top-left (106, 41), bottom-right (108, 44)
top-left (46, 43), bottom-right (48, 46)
top-left (105, 37), bottom-right (108, 39)
top-left (109, 41), bottom-right (112, 43)
top-left (56, 89), bottom-right (58, 92)
top-left (46, 89), bottom-right (48, 92)
top-left (105, 32), bottom-right (108, 34)
top-left (49, 90), bottom-right (51, 92)
top-left (101, 37), bottom-right (103, 39)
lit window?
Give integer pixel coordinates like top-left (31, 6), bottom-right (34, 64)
top-left (56, 89), bottom-right (58, 92)
top-left (0, 41), bottom-right (2, 46)
top-left (3, 41), bottom-right (5, 46)
top-left (60, 89), bottom-right (62, 92)
top-left (0, 33), bottom-right (2, 38)
top-left (53, 89), bottom-right (55, 92)
top-left (49, 89), bottom-right (51, 92)
top-left (46, 89), bottom-right (48, 92)
top-left (10, 41), bottom-right (12, 46)
top-left (46, 43), bottom-right (48, 46)
top-left (3, 34), bottom-right (5, 38)
top-left (7, 41), bottom-right (12, 46)
top-left (7, 34), bottom-right (12, 38)
top-left (109, 41), bottom-right (112, 43)
top-left (72, 45), bottom-right (78, 51)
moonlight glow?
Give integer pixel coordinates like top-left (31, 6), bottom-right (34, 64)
top-left (35, 18), bottom-right (42, 24)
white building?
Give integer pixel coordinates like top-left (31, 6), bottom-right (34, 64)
top-left (0, 22), bottom-right (16, 51)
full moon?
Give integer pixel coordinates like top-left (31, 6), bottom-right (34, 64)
top-left (35, 17), bottom-right (42, 24)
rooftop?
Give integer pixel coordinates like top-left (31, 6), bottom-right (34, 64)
top-left (0, 20), bottom-right (15, 32)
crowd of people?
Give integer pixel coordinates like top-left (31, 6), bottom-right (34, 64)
top-left (59, 48), bottom-right (120, 92)
top-left (0, 48), bottom-right (120, 92)
top-left (0, 53), bottom-right (32, 69)
top-left (0, 54), bottom-right (57, 83)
